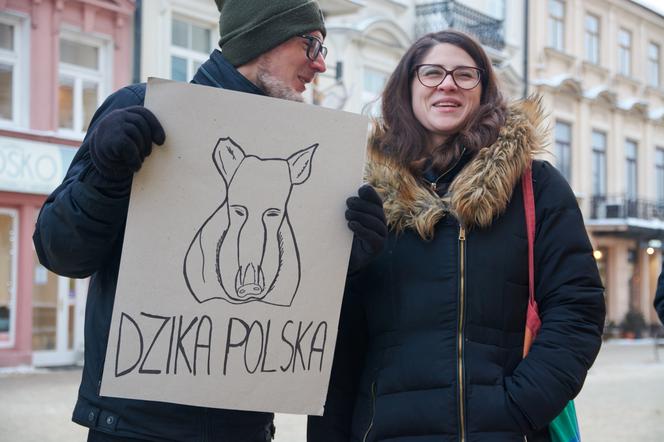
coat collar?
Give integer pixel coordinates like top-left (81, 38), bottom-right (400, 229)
top-left (366, 97), bottom-right (547, 239)
top-left (191, 50), bottom-right (266, 96)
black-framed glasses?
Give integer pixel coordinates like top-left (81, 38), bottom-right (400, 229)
top-left (299, 35), bottom-right (328, 61)
top-left (414, 64), bottom-right (483, 90)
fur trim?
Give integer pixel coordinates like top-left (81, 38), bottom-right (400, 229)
top-left (366, 96), bottom-right (548, 239)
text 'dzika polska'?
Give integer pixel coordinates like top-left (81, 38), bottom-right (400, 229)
top-left (113, 312), bottom-right (328, 377)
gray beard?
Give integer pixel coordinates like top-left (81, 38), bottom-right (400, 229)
top-left (256, 66), bottom-right (304, 103)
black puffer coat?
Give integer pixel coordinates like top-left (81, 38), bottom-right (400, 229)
top-left (33, 50), bottom-right (275, 442)
top-left (309, 99), bottom-right (605, 442)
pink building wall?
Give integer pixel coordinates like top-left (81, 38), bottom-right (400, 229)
top-left (0, 0), bottom-right (135, 367)
top-left (21, 0), bottom-right (135, 130)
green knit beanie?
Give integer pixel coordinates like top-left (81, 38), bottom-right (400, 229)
top-left (215, 0), bottom-right (327, 67)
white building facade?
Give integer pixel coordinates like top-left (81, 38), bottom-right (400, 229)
top-left (135, 0), bottom-right (525, 111)
top-left (530, 0), bottom-right (664, 335)
top-left (141, 0), bottom-right (664, 336)
top-left (316, 0), bottom-right (526, 113)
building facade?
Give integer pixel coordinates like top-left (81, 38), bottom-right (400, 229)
top-left (0, 0), bottom-right (135, 367)
top-left (316, 0), bottom-right (525, 114)
top-left (5, 0), bottom-right (659, 369)
top-left (322, 0), bottom-right (664, 335)
top-left (530, 0), bottom-right (664, 334)
top-left (134, 0), bottom-right (523, 114)
top-left (138, 0), bottom-right (218, 83)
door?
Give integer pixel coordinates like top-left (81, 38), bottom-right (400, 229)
top-left (0, 208), bottom-right (18, 349)
top-left (32, 249), bottom-right (87, 367)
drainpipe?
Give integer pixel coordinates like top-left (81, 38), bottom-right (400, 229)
top-left (523, 0), bottom-right (529, 98)
top-left (133, 0), bottom-right (142, 84)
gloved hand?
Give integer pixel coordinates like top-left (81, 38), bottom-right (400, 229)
top-left (346, 184), bottom-right (388, 275)
top-left (88, 106), bottom-right (165, 180)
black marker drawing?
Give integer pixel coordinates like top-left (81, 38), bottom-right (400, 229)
top-left (183, 137), bottom-right (318, 306)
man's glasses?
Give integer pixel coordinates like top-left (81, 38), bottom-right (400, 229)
top-left (414, 64), bottom-right (483, 90)
top-left (299, 35), bottom-right (328, 61)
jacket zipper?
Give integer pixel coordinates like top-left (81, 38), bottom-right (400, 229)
top-left (458, 226), bottom-right (467, 442)
top-left (424, 148), bottom-right (467, 192)
top-left (362, 382), bottom-right (377, 442)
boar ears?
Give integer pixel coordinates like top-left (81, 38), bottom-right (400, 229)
top-left (287, 143), bottom-right (319, 185)
top-left (213, 137), bottom-right (246, 181)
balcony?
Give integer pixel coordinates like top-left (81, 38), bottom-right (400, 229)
top-left (415, 1), bottom-right (505, 51)
top-left (587, 195), bottom-right (664, 240)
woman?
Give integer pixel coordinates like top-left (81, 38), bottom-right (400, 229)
top-left (309, 30), bottom-right (605, 441)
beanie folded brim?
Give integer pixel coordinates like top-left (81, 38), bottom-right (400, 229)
top-left (220, 2), bottom-right (326, 67)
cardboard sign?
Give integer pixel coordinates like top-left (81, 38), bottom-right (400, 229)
top-left (100, 79), bottom-right (368, 415)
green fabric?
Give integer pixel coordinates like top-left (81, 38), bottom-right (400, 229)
top-left (549, 401), bottom-right (581, 442)
top-left (214, 0), bottom-right (326, 66)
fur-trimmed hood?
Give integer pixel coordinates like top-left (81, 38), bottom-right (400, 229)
top-left (366, 97), bottom-right (547, 239)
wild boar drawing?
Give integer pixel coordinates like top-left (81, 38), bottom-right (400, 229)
top-left (183, 136), bottom-right (318, 306)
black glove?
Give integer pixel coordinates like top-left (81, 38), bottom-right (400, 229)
top-left (346, 184), bottom-right (388, 275)
top-left (88, 106), bottom-right (165, 180)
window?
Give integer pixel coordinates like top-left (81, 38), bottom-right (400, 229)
top-left (548, 0), bottom-right (565, 51)
top-left (555, 121), bottom-right (572, 182)
top-left (170, 17), bottom-right (214, 82)
top-left (0, 209), bottom-right (18, 349)
top-left (591, 130), bottom-right (606, 197)
top-left (0, 15), bottom-right (25, 126)
top-left (648, 42), bottom-right (660, 87)
top-left (656, 148), bottom-right (664, 203)
top-left (58, 34), bottom-right (108, 134)
top-left (361, 68), bottom-right (388, 117)
top-left (618, 28), bottom-right (632, 76)
top-left (625, 139), bottom-right (637, 201)
top-left (584, 14), bottom-right (600, 64)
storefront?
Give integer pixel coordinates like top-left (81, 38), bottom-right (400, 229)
top-left (588, 213), bottom-right (664, 336)
top-left (0, 0), bottom-right (134, 367)
top-left (0, 133), bottom-right (84, 367)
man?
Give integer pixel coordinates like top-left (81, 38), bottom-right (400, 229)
top-left (33, 1), bottom-right (326, 441)
top-left (655, 263), bottom-right (664, 325)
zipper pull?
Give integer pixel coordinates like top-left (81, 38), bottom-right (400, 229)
top-left (459, 226), bottom-right (466, 241)
top-left (430, 181), bottom-right (437, 192)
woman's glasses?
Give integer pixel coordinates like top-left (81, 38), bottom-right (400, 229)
top-left (414, 64), bottom-right (483, 90)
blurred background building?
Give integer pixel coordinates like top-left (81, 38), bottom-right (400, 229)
top-left (0, 0), bottom-right (662, 368)
top-left (529, 0), bottom-right (664, 336)
top-left (0, 0), bottom-right (135, 368)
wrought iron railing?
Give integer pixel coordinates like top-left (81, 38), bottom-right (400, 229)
top-left (415, 1), bottom-right (505, 51)
top-left (589, 195), bottom-right (664, 221)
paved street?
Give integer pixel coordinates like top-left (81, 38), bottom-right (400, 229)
top-left (574, 339), bottom-right (664, 442)
top-left (0, 340), bottom-right (662, 441)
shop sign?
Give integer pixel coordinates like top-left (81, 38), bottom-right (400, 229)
top-left (0, 136), bottom-right (76, 195)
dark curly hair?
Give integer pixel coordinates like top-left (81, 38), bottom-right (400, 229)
top-left (372, 30), bottom-right (507, 174)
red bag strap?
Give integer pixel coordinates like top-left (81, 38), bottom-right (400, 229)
top-left (522, 165), bottom-right (541, 357)
top-left (522, 166), bottom-right (535, 303)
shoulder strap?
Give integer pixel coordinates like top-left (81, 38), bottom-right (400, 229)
top-left (522, 165), bottom-right (541, 357)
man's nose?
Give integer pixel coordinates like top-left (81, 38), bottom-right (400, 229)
top-left (311, 53), bottom-right (326, 73)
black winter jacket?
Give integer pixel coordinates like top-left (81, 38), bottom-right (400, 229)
top-left (308, 99), bottom-right (605, 442)
top-left (654, 262), bottom-right (664, 325)
top-left (33, 50), bottom-right (275, 442)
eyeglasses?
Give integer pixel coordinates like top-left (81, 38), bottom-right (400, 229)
top-left (414, 64), bottom-right (483, 90)
top-left (299, 35), bottom-right (328, 61)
